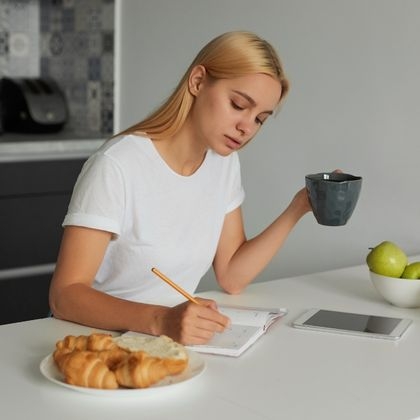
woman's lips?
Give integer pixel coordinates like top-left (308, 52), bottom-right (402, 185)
top-left (225, 135), bottom-right (242, 150)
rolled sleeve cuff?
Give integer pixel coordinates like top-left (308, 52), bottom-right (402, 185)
top-left (63, 213), bottom-right (121, 237)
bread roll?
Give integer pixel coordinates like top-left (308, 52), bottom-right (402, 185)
top-left (113, 334), bottom-right (188, 374)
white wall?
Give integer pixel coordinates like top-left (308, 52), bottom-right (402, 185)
top-left (115, 0), bottom-right (420, 291)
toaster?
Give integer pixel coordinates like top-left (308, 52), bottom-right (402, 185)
top-left (0, 77), bottom-right (68, 133)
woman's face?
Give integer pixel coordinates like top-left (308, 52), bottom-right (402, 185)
top-left (189, 67), bottom-right (282, 156)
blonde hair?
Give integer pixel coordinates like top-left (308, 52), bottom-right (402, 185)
top-left (119, 31), bottom-right (289, 140)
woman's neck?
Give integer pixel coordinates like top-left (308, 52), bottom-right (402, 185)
top-left (151, 123), bottom-right (207, 176)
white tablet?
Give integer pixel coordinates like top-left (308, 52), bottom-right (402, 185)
top-left (292, 308), bottom-right (412, 340)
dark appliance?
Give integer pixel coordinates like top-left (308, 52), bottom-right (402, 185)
top-left (0, 77), bottom-right (68, 133)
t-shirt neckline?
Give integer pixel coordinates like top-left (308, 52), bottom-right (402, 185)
top-left (144, 137), bottom-right (210, 179)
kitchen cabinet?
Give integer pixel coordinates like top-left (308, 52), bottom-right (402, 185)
top-left (0, 156), bottom-right (87, 324)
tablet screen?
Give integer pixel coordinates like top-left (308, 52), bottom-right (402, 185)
top-left (303, 309), bottom-right (401, 334)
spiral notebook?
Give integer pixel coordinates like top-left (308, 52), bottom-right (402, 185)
top-left (187, 305), bottom-right (287, 357)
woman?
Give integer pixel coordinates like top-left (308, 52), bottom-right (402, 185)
top-left (49, 31), bottom-right (311, 345)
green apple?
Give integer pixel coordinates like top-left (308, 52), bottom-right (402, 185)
top-left (401, 262), bottom-right (420, 279)
top-left (366, 241), bottom-right (408, 277)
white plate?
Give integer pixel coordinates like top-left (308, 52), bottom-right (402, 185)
top-left (40, 350), bottom-right (206, 397)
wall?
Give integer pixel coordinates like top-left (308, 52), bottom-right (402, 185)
top-left (115, 0), bottom-right (420, 291)
top-left (0, 0), bottom-right (114, 138)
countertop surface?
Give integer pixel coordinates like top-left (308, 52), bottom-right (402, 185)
top-left (2, 262), bottom-right (420, 420)
top-left (0, 133), bottom-right (106, 161)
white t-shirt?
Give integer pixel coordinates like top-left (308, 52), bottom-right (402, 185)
top-left (63, 135), bottom-right (245, 306)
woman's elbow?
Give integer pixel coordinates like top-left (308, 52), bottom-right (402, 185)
top-left (225, 287), bottom-right (243, 295)
top-left (48, 284), bottom-right (68, 320)
top-left (48, 294), bottom-right (62, 319)
top-left (218, 278), bottom-right (245, 295)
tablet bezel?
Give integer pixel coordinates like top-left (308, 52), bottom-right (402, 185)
top-left (291, 308), bottom-right (412, 340)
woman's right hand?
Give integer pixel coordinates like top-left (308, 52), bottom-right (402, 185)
top-left (157, 298), bottom-right (230, 345)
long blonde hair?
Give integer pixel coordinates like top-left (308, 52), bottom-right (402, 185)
top-left (119, 31), bottom-right (289, 140)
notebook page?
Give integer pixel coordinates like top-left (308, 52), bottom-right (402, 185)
top-left (219, 305), bottom-right (286, 328)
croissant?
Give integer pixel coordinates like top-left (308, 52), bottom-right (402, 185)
top-left (52, 333), bottom-right (189, 389)
top-left (161, 358), bottom-right (188, 375)
top-left (60, 350), bottom-right (118, 389)
top-left (55, 334), bottom-right (88, 353)
top-left (55, 333), bottom-right (116, 352)
top-left (87, 333), bottom-right (117, 352)
top-left (114, 352), bottom-right (171, 388)
top-left (96, 348), bottom-right (130, 371)
top-left (53, 333), bottom-right (116, 368)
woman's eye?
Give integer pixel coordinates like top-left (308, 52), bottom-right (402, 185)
top-left (231, 101), bottom-right (244, 110)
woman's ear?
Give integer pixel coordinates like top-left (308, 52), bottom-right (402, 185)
top-left (188, 65), bottom-right (207, 96)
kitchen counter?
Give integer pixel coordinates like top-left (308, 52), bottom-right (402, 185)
top-left (0, 133), bottom-right (106, 162)
top-left (2, 262), bottom-right (420, 419)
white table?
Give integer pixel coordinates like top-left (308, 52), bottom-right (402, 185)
top-left (2, 262), bottom-right (420, 420)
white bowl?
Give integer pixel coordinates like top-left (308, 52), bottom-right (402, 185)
top-left (370, 270), bottom-right (420, 308)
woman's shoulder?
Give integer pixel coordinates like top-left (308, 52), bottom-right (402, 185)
top-left (95, 133), bottom-right (153, 159)
top-left (102, 133), bottom-right (150, 149)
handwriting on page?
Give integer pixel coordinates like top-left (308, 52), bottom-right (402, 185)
top-left (204, 325), bottom-right (261, 349)
top-left (219, 307), bottom-right (272, 327)
top-left (186, 305), bottom-right (286, 356)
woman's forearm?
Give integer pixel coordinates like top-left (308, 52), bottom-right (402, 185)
top-left (50, 282), bottom-right (166, 335)
top-left (217, 189), bottom-right (310, 293)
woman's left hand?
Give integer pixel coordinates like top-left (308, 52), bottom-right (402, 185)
top-left (290, 187), bottom-right (312, 216)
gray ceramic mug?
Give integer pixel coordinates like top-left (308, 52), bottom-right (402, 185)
top-left (305, 172), bottom-right (362, 226)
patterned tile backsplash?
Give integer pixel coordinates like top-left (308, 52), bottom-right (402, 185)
top-left (0, 0), bottom-right (114, 138)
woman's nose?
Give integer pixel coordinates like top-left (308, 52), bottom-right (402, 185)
top-left (236, 118), bottom-right (253, 136)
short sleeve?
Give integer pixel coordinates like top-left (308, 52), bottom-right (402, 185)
top-left (63, 153), bottom-right (125, 236)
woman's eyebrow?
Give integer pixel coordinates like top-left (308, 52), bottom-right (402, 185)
top-left (232, 90), bottom-right (274, 115)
